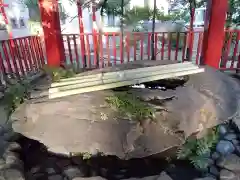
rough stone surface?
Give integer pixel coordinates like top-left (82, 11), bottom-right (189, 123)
top-left (10, 65), bottom-right (240, 158)
top-left (72, 177), bottom-right (106, 180)
top-left (209, 165), bottom-right (219, 176)
top-left (216, 141), bottom-right (235, 155)
top-left (219, 125), bottom-right (228, 136)
top-left (220, 169), bottom-right (239, 180)
top-left (211, 152), bottom-right (220, 160)
top-left (63, 166), bottom-right (85, 179)
top-left (48, 174), bottom-right (63, 180)
top-left (4, 168), bottom-right (25, 180)
top-left (122, 172), bottom-right (172, 180)
top-left (217, 154), bottom-right (240, 172)
top-left (194, 178), bottom-right (216, 180)
top-left (224, 134), bottom-right (238, 141)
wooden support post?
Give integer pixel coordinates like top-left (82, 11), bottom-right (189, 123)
top-left (92, 3), bottom-right (99, 68)
top-left (38, 0), bottom-right (65, 67)
top-left (77, 1), bottom-right (86, 68)
top-left (201, 0), bottom-right (228, 68)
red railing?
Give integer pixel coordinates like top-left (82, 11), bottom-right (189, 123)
top-left (220, 30), bottom-right (240, 70)
top-left (0, 36), bottom-right (45, 86)
top-left (62, 31), bottom-right (204, 69)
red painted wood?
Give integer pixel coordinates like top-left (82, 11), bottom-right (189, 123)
top-left (147, 33), bottom-right (151, 59)
top-left (238, 51), bottom-right (240, 69)
top-left (202, 0), bottom-right (228, 68)
top-left (140, 34), bottom-right (144, 60)
top-left (7, 41), bottom-right (20, 77)
top-left (24, 38), bottom-right (34, 70)
top-left (196, 32), bottom-right (203, 65)
top-left (182, 32), bottom-right (187, 62)
top-left (35, 36), bottom-right (43, 67)
top-left (120, 34), bottom-right (123, 64)
top-left (161, 33), bottom-right (165, 60)
top-left (223, 32), bottom-right (232, 68)
top-left (38, 0), bottom-right (65, 67)
top-left (126, 33), bottom-right (130, 62)
top-left (86, 34), bottom-right (91, 68)
top-left (66, 35), bottom-right (73, 66)
top-left (77, 2), bottom-right (86, 68)
top-left (73, 35), bottom-right (80, 68)
top-left (174, 33), bottom-right (180, 61)
top-left (36, 36), bottom-right (45, 66)
top-left (113, 33), bottom-right (117, 65)
top-left (31, 37), bottom-right (40, 68)
top-left (134, 34), bottom-right (137, 61)
top-left (13, 39), bottom-right (25, 75)
top-left (98, 34), bottom-right (103, 68)
top-left (92, 33), bottom-right (98, 67)
top-left (106, 34), bottom-right (110, 66)
top-left (168, 32), bottom-right (172, 60)
top-left (154, 33), bottom-right (158, 59)
top-left (19, 38), bottom-right (30, 72)
top-left (231, 32), bottom-right (239, 68)
top-left (28, 37), bottom-right (38, 70)
top-left (2, 41), bottom-right (13, 75)
top-left (0, 49), bottom-right (5, 78)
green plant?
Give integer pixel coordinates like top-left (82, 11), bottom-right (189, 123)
top-left (2, 79), bottom-right (30, 114)
top-left (105, 92), bottom-right (155, 121)
top-left (42, 66), bottom-right (75, 82)
top-left (177, 127), bottom-right (219, 170)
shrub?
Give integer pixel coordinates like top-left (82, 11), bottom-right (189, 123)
top-left (177, 127), bottom-right (219, 170)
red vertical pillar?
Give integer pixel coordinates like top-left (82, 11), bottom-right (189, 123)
top-left (38, 0), bottom-right (65, 67)
top-left (201, 0), bottom-right (228, 68)
top-left (77, 1), bottom-right (86, 68)
top-left (92, 3), bottom-right (99, 67)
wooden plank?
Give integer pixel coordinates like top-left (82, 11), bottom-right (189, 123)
top-left (49, 68), bottom-right (204, 99)
top-left (51, 62), bottom-right (196, 87)
top-left (49, 65), bottom-right (200, 93)
top-left (60, 62), bottom-right (194, 82)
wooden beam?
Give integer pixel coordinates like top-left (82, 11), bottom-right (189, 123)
top-left (51, 62), bottom-right (195, 87)
top-left (49, 65), bottom-right (201, 93)
top-left (49, 68), bottom-right (204, 99)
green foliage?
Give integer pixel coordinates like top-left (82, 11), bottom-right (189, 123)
top-left (100, 0), bottom-right (131, 16)
top-left (71, 152), bottom-right (92, 160)
top-left (105, 92), bottom-right (155, 121)
top-left (22, 0), bottom-right (68, 22)
top-left (42, 66), bottom-right (75, 82)
top-left (123, 6), bottom-right (174, 26)
top-left (2, 79), bottom-right (30, 114)
top-left (177, 127), bottom-right (219, 170)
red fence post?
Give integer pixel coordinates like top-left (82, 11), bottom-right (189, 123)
top-left (77, 1), bottom-right (86, 68)
top-left (38, 0), bottom-right (65, 67)
top-left (201, 0), bottom-right (228, 68)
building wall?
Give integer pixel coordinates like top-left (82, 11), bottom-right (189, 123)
top-left (0, 0), bottom-right (32, 40)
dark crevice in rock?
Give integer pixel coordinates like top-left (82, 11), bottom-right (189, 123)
top-left (14, 135), bottom-right (201, 180)
top-left (112, 77), bottom-right (188, 92)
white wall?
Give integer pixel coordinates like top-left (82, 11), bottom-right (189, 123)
top-left (1, 0), bottom-right (32, 39)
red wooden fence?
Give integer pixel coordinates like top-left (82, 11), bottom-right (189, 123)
top-left (62, 31), bottom-right (205, 69)
top-left (0, 30), bottom-right (239, 87)
top-left (0, 36), bottom-right (45, 86)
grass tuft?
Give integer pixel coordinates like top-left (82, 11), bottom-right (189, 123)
top-left (105, 92), bottom-right (155, 121)
top-left (42, 65), bottom-right (75, 82)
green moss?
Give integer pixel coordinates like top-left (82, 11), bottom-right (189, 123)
top-left (177, 127), bottom-right (220, 170)
top-left (42, 65), bottom-right (75, 82)
top-left (105, 92), bottom-right (155, 121)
